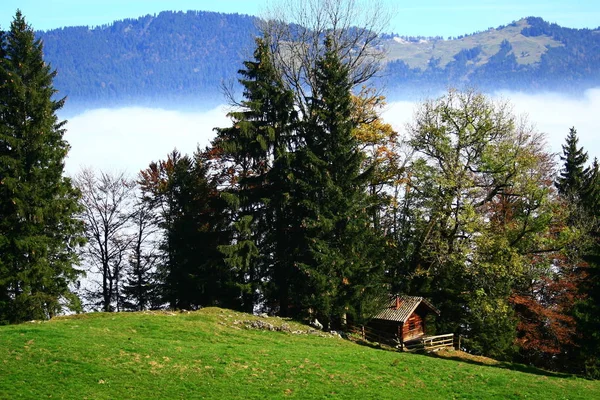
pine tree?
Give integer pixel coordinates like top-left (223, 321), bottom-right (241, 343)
top-left (556, 127), bottom-right (588, 203)
top-left (0, 11), bottom-right (84, 323)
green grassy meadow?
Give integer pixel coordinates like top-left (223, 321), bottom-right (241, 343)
top-left (1, 308), bottom-right (597, 399)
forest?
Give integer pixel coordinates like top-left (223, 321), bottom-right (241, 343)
top-left (1, 4), bottom-right (599, 380)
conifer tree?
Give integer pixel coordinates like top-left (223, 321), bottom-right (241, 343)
top-left (292, 37), bottom-right (386, 327)
top-left (121, 195), bottom-right (160, 311)
top-left (139, 150), bottom-right (232, 310)
top-left (582, 158), bottom-right (600, 216)
top-left (0, 11), bottom-right (84, 323)
top-left (556, 127), bottom-right (589, 204)
top-left (574, 160), bottom-right (600, 377)
top-left (553, 131), bottom-right (600, 376)
top-left (213, 38), bottom-right (297, 314)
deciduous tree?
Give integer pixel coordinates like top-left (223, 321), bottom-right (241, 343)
top-left (75, 169), bottom-right (135, 312)
top-left (121, 194), bottom-right (160, 311)
top-left (261, 0), bottom-right (390, 117)
top-left (400, 89), bottom-right (572, 359)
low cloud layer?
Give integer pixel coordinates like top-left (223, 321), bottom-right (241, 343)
top-left (63, 88), bottom-right (600, 177)
top-left (64, 106), bottom-right (230, 176)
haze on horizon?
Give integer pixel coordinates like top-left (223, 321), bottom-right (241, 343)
top-left (1, 1), bottom-right (597, 176)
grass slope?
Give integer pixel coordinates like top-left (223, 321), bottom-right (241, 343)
top-left (1, 308), bottom-right (597, 399)
top-left (385, 19), bottom-right (562, 70)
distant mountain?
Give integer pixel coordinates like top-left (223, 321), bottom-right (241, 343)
top-left (39, 11), bottom-right (259, 110)
top-left (381, 17), bottom-right (600, 96)
top-left (36, 11), bottom-right (600, 109)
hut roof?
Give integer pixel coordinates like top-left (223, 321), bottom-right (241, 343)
top-left (372, 295), bottom-right (440, 323)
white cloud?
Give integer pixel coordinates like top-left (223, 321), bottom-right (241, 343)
top-left (383, 88), bottom-right (600, 162)
top-left (63, 88), bottom-right (599, 178)
top-left (63, 105), bottom-right (230, 176)
top-left (495, 88), bottom-right (600, 159)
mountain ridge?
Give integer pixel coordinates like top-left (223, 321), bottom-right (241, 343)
top-left (32, 11), bottom-right (600, 109)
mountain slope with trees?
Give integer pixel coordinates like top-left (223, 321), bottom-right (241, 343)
top-left (33, 11), bottom-right (600, 108)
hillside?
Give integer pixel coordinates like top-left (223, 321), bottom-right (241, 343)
top-left (1, 308), bottom-right (598, 399)
top-left (385, 19), bottom-right (562, 69)
top-left (35, 11), bottom-right (600, 109)
top-left (39, 11), bottom-right (259, 108)
top-left (382, 17), bottom-right (600, 95)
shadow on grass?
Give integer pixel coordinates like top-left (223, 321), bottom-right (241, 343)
top-left (346, 335), bottom-right (578, 379)
top-left (346, 335), bottom-right (400, 352)
top-left (423, 351), bottom-right (577, 379)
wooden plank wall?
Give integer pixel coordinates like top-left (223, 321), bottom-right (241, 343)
top-left (402, 313), bottom-right (424, 341)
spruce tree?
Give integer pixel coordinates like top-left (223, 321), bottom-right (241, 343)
top-left (139, 150), bottom-right (233, 310)
top-left (121, 195), bottom-right (160, 311)
top-left (575, 160), bottom-right (600, 377)
top-left (556, 127), bottom-right (588, 203)
top-left (0, 11), bottom-right (84, 323)
top-left (582, 158), bottom-right (600, 216)
top-left (292, 37), bottom-right (386, 327)
top-left (213, 38), bottom-right (297, 314)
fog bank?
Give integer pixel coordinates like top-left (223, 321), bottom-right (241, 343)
top-left (64, 105), bottom-right (230, 176)
top-left (63, 88), bottom-right (600, 176)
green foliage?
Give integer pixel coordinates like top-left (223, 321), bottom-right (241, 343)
top-left (139, 150), bottom-right (233, 310)
top-left (582, 158), bottom-right (600, 215)
top-left (555, 129), bottom-right (600, 378)
top-left (395, 89), bottom-right (564, 359)
top-left (291, 38), bottom-right (387, 325)
top-left (0, 11), bottom-right (84, 323)
top-left (213, 38), bottom-right (298, 314)
top-left (556, 127), bottom-right (589, 204)
top-left (211, 36), bottom-right (388, 324)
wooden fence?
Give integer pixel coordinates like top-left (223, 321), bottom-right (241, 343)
top-left (348, 326), bottom-right (458, 352)
top-left (348, 325), bottom-right (399, 346)
top-left (403, 333), bottom-right (456, 352)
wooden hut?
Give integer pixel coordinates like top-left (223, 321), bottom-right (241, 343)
top-left (367, 295), bottom-right (440, 348)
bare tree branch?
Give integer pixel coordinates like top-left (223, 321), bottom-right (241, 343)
top-left (261, 0), bottom-right (390, 117)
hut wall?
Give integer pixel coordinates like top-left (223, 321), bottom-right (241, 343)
top-left (402, 313), bottom-right (424, 341)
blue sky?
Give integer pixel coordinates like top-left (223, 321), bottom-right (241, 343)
top-left (2, 0), bottom-right (599, 37)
